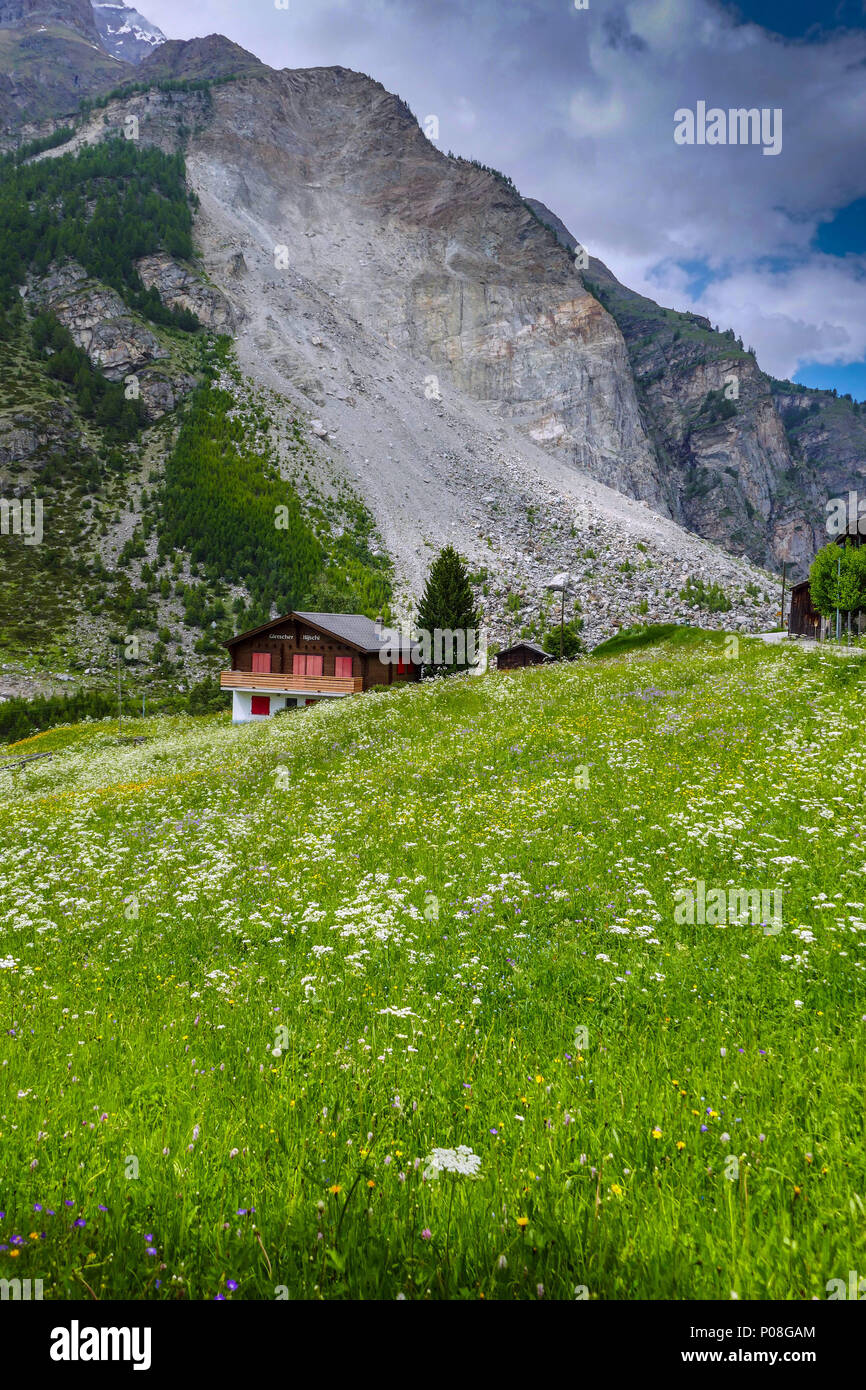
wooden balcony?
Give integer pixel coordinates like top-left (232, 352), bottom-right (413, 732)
top-left (220, 670), bottom-right (362, 696)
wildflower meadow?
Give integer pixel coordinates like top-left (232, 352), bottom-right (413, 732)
top-left (1, 632), bottom-right (864, 1300)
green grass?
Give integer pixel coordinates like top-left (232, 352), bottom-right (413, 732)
top-left (590, 623), bottom-right (707, 658)
top-left (0, 634), bottom-right (864, 1300)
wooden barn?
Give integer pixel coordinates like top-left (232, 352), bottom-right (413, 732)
top-left (221, 611), bottom-right (418, 722)
top-left (495, 641), bottom-right (554, 671)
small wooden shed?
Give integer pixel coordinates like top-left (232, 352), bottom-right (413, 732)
top-left (788, 580), bottom-right (821, 639)
top-left (788, 531), bottom-right (866, 638)
top-left (495, 641), bottom-right (554, 671)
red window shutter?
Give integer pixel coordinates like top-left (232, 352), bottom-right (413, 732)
top-left (335, 656), bottom-right (352, 679)
top-left (292, 654), bottom-right (306, 676)
top-left (250, 696), bottom-right (270, 716)
top-left (252, 652), bottom-right (271, 673)
top-left (397, 660), bottom-right (405, 674)
top-left (306, 654), bottom-right (323, 677)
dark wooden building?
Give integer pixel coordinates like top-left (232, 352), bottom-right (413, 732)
top-left (788, 580), bottom-right (821, 639)
top-left (221, 611), bottom-right (418, 721)
top-left (788, 530), bottom-right (866, 639)
top-left (495, 641), bottom-right (554, 671)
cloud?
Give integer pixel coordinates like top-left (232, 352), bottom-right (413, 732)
top-left (136, 0), bottom-right (866, 385)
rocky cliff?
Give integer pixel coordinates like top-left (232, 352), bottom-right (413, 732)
top-left (528, 197), bottom-right (865, 573)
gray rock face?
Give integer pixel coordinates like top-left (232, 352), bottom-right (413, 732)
top-left (175, 66), bottom-right (664, 514)
top-left (527, 199), bottom-right (863, 579)
top-left (46, 59), bottom-right (779, 638)
top-left (25, 260), bottom-right (197, 419)
top-left (772, 388), bottom-right (866, 565)
top-left (0, 402), bottom-right (77, 469)
top-left (134, 366), bottom-right (196, 421)
top-left (29, 262), bottom-right (168, 379)
top-left (136, 252), bottom-right (236, 331)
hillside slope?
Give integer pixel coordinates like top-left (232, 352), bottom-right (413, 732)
top-left (1, 635), bottom-right (864, 1297)
top-left (0, 0), bottom-right (124, 129)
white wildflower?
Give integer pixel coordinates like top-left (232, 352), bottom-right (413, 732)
top-left (424, 1145), bottom-right (482, 1178)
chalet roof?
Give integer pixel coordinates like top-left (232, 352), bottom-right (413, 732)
top-left (295, 612), bottom-right (399, 653)
top-left (498, 641), bottom-right (553, 659)
top-left (226, 611), bottom-right (410, 656)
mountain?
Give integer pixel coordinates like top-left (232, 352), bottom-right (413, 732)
top-left (1, 16), bottom-right (849, 702)
top-left (132, 33), bottom-right (264, 83)
top-left (91, 2), bottom-right (165, 63)
top-left (1, 0), bottom-right (99, 42)
top-left (0, 0), bottom-right (123, 129)
top-left (527, 198), bottom-right (866, 575)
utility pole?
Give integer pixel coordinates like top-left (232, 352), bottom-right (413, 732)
top-left (560, 585), bottom-right (566, 659)
top-left (117, 648), bottom-right (122, 737)
top-left (836, 552), bottom-right (842, 644)
top-left (546, 572), bottom-right (575, 660)
top-left (780, 562), bottom-right (787, 632)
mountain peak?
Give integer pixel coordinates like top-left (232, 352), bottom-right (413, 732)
top-left (91, 2), bottom-right (165, 64)
top-left (134, 34), bottom-right (264, 83)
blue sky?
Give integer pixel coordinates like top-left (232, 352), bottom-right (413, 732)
top-left (138, 0), bottom-right (866, 400)
top-left (721, 2), bottom-right (866, 39)
top-left (726, 1), bottom-right (866, 397)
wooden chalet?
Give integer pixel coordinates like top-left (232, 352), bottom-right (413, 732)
top-left (496, 641), bottom-right (554, 671)
top-left (221, 611), bottom-right (418, 722)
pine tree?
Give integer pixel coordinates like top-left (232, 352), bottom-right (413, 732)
top-left (416, 545), bottom-right (478, 671)
top-left (542, 617), bottom-right (584, 659)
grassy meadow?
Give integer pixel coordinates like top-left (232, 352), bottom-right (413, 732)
top-left (1, 631), bottom-right (864, 1300)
